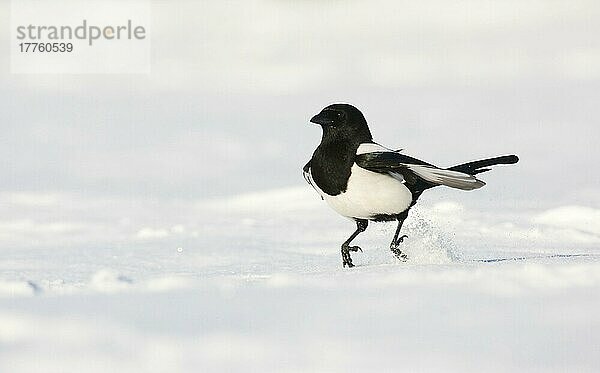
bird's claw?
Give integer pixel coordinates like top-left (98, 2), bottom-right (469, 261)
top-left (390, 235), bottom-right (409, 261)
top-left (341, 245), bottom-right (362, 268)
top-left (391, 248), bottom-right (408, 261)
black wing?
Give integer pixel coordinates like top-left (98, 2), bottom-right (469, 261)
top-left (355, 151), bottom-right (485, 193)
top-left (355, 152), bottom-right (435, 194)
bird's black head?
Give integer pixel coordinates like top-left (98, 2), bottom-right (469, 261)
top-left (310, 103), bottom-right (373, 144)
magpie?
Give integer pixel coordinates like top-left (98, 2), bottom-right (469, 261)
top-left (303, 103), bottom-right (519, 268)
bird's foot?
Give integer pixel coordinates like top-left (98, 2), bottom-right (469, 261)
top-left (391, 248), bottom-right (408, 261)
top-left (341, 245), bottom-right (362, 268)
top-left (390, 235), bottom-right (409, 261)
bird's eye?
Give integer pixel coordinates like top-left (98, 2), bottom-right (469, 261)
top-left (336, 112), bottom-right (343, 118)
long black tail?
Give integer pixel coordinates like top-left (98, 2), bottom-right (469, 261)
top-left (448, 155), bottom-right (519, 175)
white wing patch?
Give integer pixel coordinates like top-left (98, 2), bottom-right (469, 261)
top-left (357, 143), bottom-right (406, 182)
top-left (407, 165), bottom-right (485, 190)
top-left (356, 142), bottom-right (393, 155)
top-left (389, 172), bottom-right (406, 183)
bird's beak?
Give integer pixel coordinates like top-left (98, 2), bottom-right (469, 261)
top-left (310, 113), bottom-right (332, 126)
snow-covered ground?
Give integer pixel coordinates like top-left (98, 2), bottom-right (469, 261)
top-left (2, 2), bottom-right (600, 370)
top-left (1, 187), bottom-right (599, 372)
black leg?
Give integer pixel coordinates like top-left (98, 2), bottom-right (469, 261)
top-left (341, 219), bottom-right (368, 268)
top-left (390, 210), bottom-right (410, 261)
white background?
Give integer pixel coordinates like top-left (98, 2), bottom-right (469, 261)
top-left (1, 1), bottom-right (599, 372)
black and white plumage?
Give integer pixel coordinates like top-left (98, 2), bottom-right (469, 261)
top-left (303, 103), bottom-right (519, 268)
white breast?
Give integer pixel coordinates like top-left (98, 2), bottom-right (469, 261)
top-left (321, 164), bottom-right (413, 219)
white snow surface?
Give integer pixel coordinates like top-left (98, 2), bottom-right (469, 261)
top-left (1, 187), bottom-right (599, 372)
